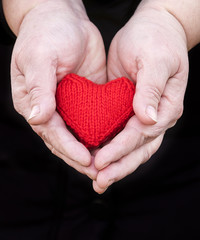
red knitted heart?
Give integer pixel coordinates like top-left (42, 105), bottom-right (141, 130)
top-left (56, 73), bottom-right (135, 149)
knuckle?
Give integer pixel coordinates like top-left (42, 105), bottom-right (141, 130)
top-left (98, 173), bottom-right (113, 189)
top-left (50, 146), bottom-right (57, 155)
top-left (142, 136), bottom-right (163, 164)
top-left (131, 121), bottom-right (154, 143)
top-left (33, 126), bottom-right (50, 144)
top-left (11, 87), bottom-right (28, 116)
top-left (168, 102), bottom-right (184, 128)
top-left (29, 86), bottom-right (43, 102)
top-left (12, 100), bottom-right (20, 113)
top-left (12, 98), bottom-right (29, 119)
top-left (136, 84), bottom-right (162, 107)
top-left (148, 125), bottom-right (163, 138)
top-left (136, 123), bottom-right (163, 141)
top-left (41, 131), bottom-right (49, 143)
top-left (143, 148), bottom-right (152, 163)
top-left (145, 85), bottom-right (161, 104)
top-left (33, 127), bottom-right (58, 157)
top-left (175, 104), bottom-right (184, 120)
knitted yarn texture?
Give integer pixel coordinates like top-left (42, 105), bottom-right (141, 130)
top-left (56, 73), bottom-right (135, 149)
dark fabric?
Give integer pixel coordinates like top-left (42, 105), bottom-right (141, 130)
top-left (0, 0), bottom-right (16, 45)
top-left (83, 0), bottom-right (141, 52)
top-left (0, 0), bottom-right (200, 239)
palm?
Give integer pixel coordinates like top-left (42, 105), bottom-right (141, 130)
top-left (52, 20), bottom-right (107, 84)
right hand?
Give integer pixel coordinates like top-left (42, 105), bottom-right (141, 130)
top-left (10, 0), bottom-right (106, 180)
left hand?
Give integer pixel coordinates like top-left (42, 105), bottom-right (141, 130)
top-left (92, 4), bottom-right (189, 194)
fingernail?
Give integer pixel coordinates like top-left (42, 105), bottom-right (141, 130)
top-left (28, 105), bottom-right (40, 121)
top-left (146, 106), bottom-right (157, 122)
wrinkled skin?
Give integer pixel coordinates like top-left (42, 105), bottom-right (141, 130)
top-left (93, 6), bottom-right (188, 193)
top-left (11, 1), bottom-right (106, 180)
top-left (9, 1), bottom-right (189, 194)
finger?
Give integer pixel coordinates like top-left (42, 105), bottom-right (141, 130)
top-left (133, 57), bottom-right (172, 125)
top-left (92, 181), bottom-right (108, 195)
top-left (11, 73), bottom-right (31, 119)
top-left (26, 60), bottom-right (57, 125)
top-left (95, 70), bottom-right (187, 171)
top-left (93, 134), bottom-right (164, 194)
top-left (94, 116), bottom-right (147, 170)
top-left (45, 142), bottom-right (98, 180)
top-left (159, 75), bottom-right (187, 124)
top-left (11, 49), bottom-right (58, 125)
top-left (32, 112), bottom-right (92, 167)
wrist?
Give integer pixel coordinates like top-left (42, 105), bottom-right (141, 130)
top-left (2, 0), bottom-right (87, 36)
top-left (132, 1), bottom-right (188, 50)
top-left (138, 0), bottom-right (200, 50)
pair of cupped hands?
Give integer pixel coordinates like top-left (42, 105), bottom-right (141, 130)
top-left (10, 1), bottom-right (188, 194)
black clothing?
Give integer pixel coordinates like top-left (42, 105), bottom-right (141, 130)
top-left (0, 0), bottom-right (16, 45)
top-left (0, 0), bottom-right (200, 239)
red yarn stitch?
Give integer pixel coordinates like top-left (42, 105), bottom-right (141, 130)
top-left (56, 73), bottom-right (135, 150)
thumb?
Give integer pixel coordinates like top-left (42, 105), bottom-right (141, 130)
top-left (133, 61), bottom-right (169, 125)
top-left (26, 67), bottom-right (57, 125)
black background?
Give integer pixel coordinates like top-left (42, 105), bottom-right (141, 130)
top-left (0, 0), bottom-right (200, 239)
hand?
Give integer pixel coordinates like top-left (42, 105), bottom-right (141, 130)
top-left (10, 0), bottom-right (106, 179)
top-left (93, 4), bottom-right (189, 193)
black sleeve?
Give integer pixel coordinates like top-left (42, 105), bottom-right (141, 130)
top-left (0, 0), bottom-right (16, 45)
